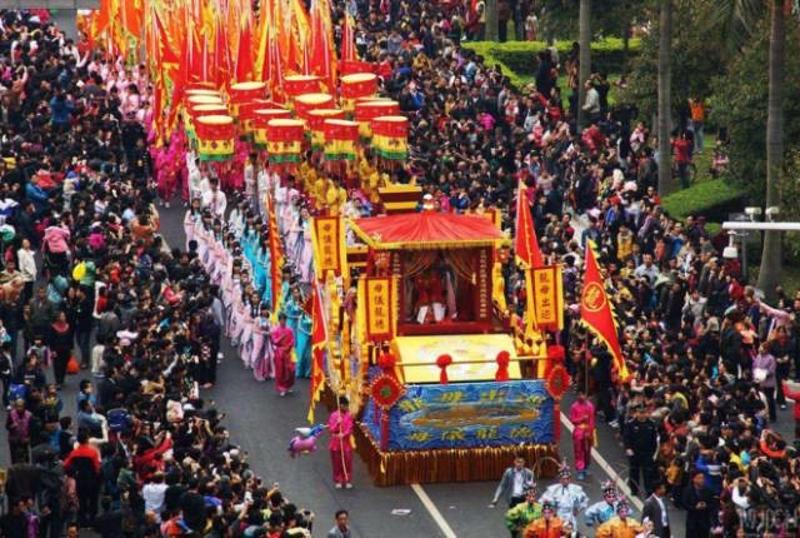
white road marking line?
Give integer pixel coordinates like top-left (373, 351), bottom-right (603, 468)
top-left (560, 411), bottom-right (644, 512)
top-left (411, 483), bottom-right (458, 538)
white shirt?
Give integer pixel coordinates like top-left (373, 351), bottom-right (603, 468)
top-left (16, 247), bottom-right (36, 282)
top-left (512, 469), bottom-right (525, 497)
top-left (142, 482), bottom-right (169, 520)
top-left (202, 189), bottom-right (227, 218)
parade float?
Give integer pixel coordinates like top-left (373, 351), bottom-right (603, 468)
top-left (310, 208), bottom-right (568, 486)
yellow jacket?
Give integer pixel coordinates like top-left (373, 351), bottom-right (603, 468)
top-left (595, 517), bottom-right (644, 538)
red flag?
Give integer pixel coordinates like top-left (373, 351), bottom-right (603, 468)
top-left (235, 15), bottom-right (254, 81)
top-left (514, 178), bottom-right (544, 268)
top-left (308, 0), bottom-right (337, 91)
top-left (580, 242), bottom-right (629, 382)
top-left (307, 281), bottom-right (328, 423)
top-left (341, 10), bottom-right (356, 62)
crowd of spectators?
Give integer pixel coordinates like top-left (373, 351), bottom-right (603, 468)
top-left (0, 10), bottom-right (314, 538)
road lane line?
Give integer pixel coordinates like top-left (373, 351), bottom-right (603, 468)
top-left (559, 411), bottom-right (644, 512)
top-left (410, 483), bottom-right (458, 538)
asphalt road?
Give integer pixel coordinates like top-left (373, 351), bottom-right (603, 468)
top-left (3, 204), bottom-right (796, 536)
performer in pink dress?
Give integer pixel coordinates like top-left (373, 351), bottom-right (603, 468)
top-left (327, 396), bottom-right (355, 489)
top-left (252, 304), bottom-right (274, 381)
top-left (569, 390), bottom-right (595, 481)
top-left (271, 313), bottom-right (296, 396)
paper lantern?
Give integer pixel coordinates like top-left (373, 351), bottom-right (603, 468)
top-left (266, 118), bottom-right (305, 164)
top-left (229, 81), bottom-right (266, 117)
top-left (371, 116), bottom-right (408, 160)
top-left (307, 109), bottom-right (345, 150)
top-left (252, 109), bottom-right (292, 149)
top-left (323, 119), bottom-right (359, 161)
top-left (341, 73), bottom-right (378, 111)
top-left (294, 93), bottom-right (334, 121)
top-left (354, 100), bottom-right (400, 139)
top-left (195, 115), bottom-right (235, 162)
top-left (285, 75), bottom-right (323, 99)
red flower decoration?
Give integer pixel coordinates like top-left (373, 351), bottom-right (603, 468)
top-left (495, 351), bottom-right (511, 382)
top-left (545, 364), bottom-right (571, 400)
top-left (370, 373), bottom-right (405, 410)
top-left (547, 345), bottom-right (566, 362)
top-left (436, 354), bottom-right (453, 384)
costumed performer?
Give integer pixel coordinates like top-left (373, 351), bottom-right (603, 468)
top-left (569, 390), bottom-right (595, 481)
top-left (272, 312), bottom-right (296, 396)
top-left (504, 485), bottom-right (542, 538)
top-left (538, 465), bottom-right (588, 528)
top-left (327, 395), bottom-right (354, 489)
top-left (594, 497), bottom-right (643, 538)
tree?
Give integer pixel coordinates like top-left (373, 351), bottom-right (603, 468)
top-left (657, 0), bottom-right (674, 195)
top-left (577, 0), bottom-right (591, 130)
top-left (485, 0), bottom-right (498, 41)
top-left (757, 0), bottom-right (787, 296)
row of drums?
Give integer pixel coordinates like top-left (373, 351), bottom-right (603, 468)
top-left (182, 74), bottom-right (408, 162)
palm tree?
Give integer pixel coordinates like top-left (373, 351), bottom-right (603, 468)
top-left (757, 0), bottom-right (786, 296)
top-left (657, 0), bottom-right (674, 195)
top-left (713, 0), bottom-right (786, 296)
top-left (577, 0), bottom-right (591, 130)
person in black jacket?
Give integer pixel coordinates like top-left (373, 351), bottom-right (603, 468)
top-left (623, 405), bottom-right (659, 497)
top-left (682, 470), bottom-right (713, 538)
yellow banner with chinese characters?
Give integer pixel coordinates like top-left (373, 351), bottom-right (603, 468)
top-left (311, 216), bottom-right (347, 278)
top-left (531, 265), bottom-right (564, 331)
top-left (364, 276), bottom-right (396, 342)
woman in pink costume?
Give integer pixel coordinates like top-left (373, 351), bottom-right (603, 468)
top-left (237, 288), bottom-right (257, 369)
top-left (569, 390), bottom-right (596, 481)
top-left (251, 304), bottom-right (274, 381)
top-left (327, 396), bottom-right (355, 488)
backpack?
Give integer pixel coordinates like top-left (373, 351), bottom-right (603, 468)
top-left (107, 408), bottom-right (132, 433)
top-left (8, 383), bottom-right (27, 402)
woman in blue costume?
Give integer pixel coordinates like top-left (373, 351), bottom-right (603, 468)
top-left (282, 285), bottom-right (304, 364)
top-left (295, 309), bottom-right (313, 378)
top-left (255, 235), bottom-right (272, 306)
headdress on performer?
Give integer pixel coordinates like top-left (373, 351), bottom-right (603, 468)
top-left (601, 480), bottom-right (617, 500)
top-left (541, 500), bottom-right (555, 513)
top-left (523, 484), bottom-right (537, 495)
top-left (616, 497), bottom-right (630, 515)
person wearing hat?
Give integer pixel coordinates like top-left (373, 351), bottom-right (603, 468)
top-left (594, 496), bottom-right (643, 538)
top-left (585, 481), bottom-right (631, 528)
top-left (522, 500), bottom-right (562, 538)
top-left (504, 485), bottom-right (542, 538)
top-left (538, 464), bottom-right (588, 528)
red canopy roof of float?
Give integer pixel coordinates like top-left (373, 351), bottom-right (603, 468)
top-left (352, 211), bottom-right (504, 250)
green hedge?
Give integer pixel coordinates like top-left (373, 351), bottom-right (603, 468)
top-left (661, 178), bottom-right (746, 222)
top-left (464, 38), bottom-right (641, 80)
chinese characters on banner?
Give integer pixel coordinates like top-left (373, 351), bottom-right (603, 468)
top-left (312, 216), bottom-right (344, 276)
top-left (531, 265), bottom-right (564, 331)
top-left (365, 276), bottom-right (395, 342)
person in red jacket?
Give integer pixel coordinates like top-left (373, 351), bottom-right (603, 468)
top-left (64, 429), bottom-right (101, 527)
top-left (133, 431), bottom-right (173, 482)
